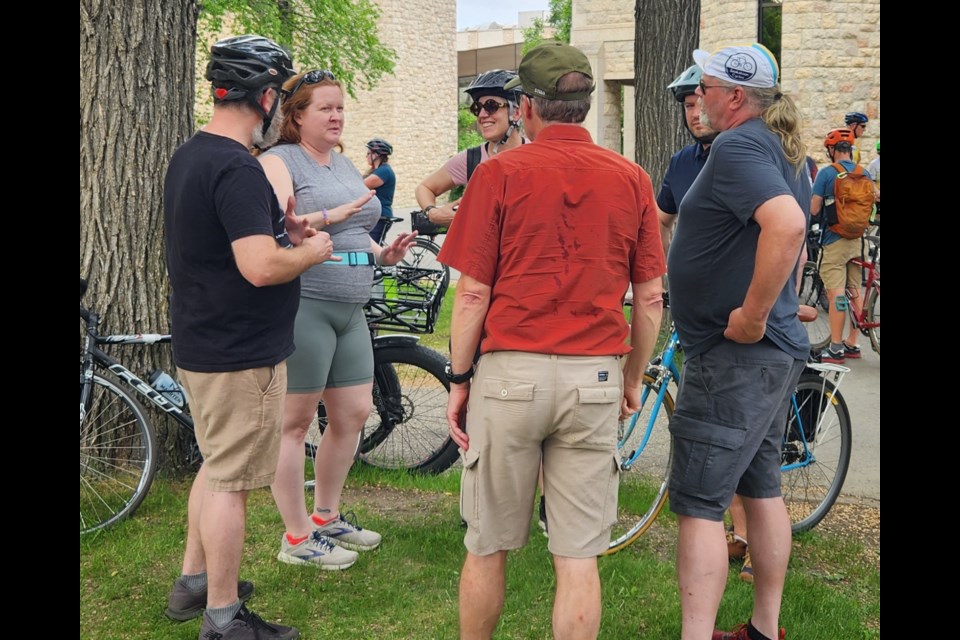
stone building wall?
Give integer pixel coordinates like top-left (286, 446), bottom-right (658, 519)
top-left (782, 1), bottom-right (880, 166)
top-left (570, 0), bottom-right (880, 168)
top-left (345, 0), bottom-right (457, 211)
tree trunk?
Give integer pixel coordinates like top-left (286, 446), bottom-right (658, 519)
top-left (80, 0), bottom-right (199, 468)
top-left (634, 0), bottom-right (700, 189)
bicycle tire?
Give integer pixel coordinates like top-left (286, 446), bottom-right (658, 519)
top-left (781, 373), bottom-right (852, 533)
top-left (80, 374), bottom-right (157, 534)
top-left (798, 261), bottom-right (831, 350)
top-left (603, 373), bottom-right (674, 555)
top-left (360, 344), bottom-right (455, 472)
top-left (865, 287), bottom-right (880, 354)
top-left (306, 363), bottom-right (402, 462)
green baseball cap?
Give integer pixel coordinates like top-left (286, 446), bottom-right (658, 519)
top-left (504, 42), bottom-right (595, 101)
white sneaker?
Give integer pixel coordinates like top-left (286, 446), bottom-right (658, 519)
top-left (313, 512), bottom-right (382, 551)
top-left (277, 531), bottom-right (359, 570)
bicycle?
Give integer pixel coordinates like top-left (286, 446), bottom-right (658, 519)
top-left (80, 278), bottom-right (194, 535)
top-left (602, 303), bottom-right (853, 555)
top-left (799, 233), bottom-right (880, 355)
top-left (81, 266), bottom-right (452, 534)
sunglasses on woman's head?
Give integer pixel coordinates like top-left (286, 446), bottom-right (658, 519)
top-left (470, 99), bottom-right (509, 116)
top-left (283, 69), bottom-right (336, 101)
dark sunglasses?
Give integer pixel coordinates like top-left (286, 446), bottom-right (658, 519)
top-left (470, 99), bottom-right (509, 116)
top-left (283, 69), bottom-right (336, 101)
top-left (698, 80), bottom-right (732, 94)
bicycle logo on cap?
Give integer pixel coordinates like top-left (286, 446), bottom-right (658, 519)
top-left (724, 53), bottom-right (757, 82)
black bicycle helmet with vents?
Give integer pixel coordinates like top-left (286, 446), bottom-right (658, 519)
top-left (365, 138), bottom-right (393, 157)
top-left (206, 35), bottom-right (296, 102)
top-left (465, 69), bottom-right (522, 103)
top-left (844, 111), bottom-right (869, 126)
top-left (667, 65), bottom-right (702, 102)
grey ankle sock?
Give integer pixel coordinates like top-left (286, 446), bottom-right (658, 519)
top-left (181, 571), bottom-right (207, 592)
top-left (830, 342), bottom-right (844, 352)
top-left (207, 600), bottom-right (242, 628)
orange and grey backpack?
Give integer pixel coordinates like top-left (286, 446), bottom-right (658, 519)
top-left (824, 163), bottom-right (874, 239)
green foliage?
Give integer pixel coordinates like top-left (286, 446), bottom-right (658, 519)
top-left (521, 0), bottom-right (572, 54)
top-left (200, 0), bottom-right (396, 98)
top-left (457, 107), bottom-right (483, 151)
top-left (760, 2), bottom-right (783, 67)
top-left (448, 109), bottom-right (483, 200)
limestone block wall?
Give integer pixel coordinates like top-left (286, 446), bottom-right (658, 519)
top-left (345, 0), bottom-right (457, 211)
top-left (699, 1), bottom-right (757, 51)
top-left (783, 1), bottom-right (880, 166)
top-left (571, 0), bottom-right (636, 154)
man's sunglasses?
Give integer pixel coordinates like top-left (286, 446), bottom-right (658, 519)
top-left (282, 69), bottom-right (336, 101)
top-left (469, 99), bottom-right (509, 116)
top-left (698, 80), bottom-right (732, 94)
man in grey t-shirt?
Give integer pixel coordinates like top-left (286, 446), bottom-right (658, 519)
top-left (667, 44), bottom-right (809, 640)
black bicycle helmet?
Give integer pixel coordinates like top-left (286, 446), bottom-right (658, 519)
top-left (465, 69), bottom-right (522, 103)
top-left (206, 35), bottom-right (296, 102)
top-left (667, 65), bottom-right (702, 102)
top-left (365, 138), bottom-right (393, 157)
top-left (844, 111), bottom-right (869, 126)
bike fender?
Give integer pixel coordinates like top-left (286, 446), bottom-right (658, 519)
top-left (372, 334), bottom-right (421, 349)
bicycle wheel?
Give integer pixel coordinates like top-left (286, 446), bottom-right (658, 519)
top-left (603, 373), bottom-right (674, 555)
top-left (798, 261), bottom-right (831, 350)
top-left (80, 374), bottom-right (157, 534)
top-left (781, 373), bottom-right (852, 533)
top-left (401, 237), bottom-right (450, 291)
top-left (865, 287), bottom-right (880, 354)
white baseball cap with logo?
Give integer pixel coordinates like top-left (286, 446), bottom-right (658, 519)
top-left (693, 43), bottom-right (779, 89)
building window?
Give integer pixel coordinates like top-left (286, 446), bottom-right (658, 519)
top-left (759, 0), bottom-right (782, 67)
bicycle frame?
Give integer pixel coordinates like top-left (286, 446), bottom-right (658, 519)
top-left (847, 251), bottom-right (879, 333)
top-left (618, 328), bottom-right (681, 471)
top-left (80, 307), bottom-right (194, 432)
top-left (781, 362), bottom-right (850, 472)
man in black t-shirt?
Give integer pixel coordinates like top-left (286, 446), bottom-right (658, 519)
top-left (162, 36), bottom-right (334, 640)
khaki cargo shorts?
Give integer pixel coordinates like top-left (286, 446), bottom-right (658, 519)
top-left (178, 364), bottom-right (286, 492)
top-left (460, 351), bottom-right (622, 558)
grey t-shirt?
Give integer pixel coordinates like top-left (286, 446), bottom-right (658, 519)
top-left (668, 118), bottom-right (811, 360)
top-left (263, 144), bottom-right (381, 303)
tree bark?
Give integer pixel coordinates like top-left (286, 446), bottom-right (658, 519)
top-left (80, 0), bottom-right (199, 467)
top-left (634, 0), bottom-right (700, 189)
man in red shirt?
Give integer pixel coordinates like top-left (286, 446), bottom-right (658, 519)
top-left (439, 42), bottom-right (665, 639)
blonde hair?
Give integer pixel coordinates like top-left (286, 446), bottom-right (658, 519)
top-left (745, 86), bottom-right (806, 173)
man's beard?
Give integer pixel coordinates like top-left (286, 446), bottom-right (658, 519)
top-left (698, 99), bottom-right (714, 130)
top-left (252, 113), bottom-right (282, 149)
top-left (693, 130), bottom-right (718, 145)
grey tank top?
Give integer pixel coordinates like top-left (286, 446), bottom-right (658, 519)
top-left (264, 144), bottom-right (381, 303)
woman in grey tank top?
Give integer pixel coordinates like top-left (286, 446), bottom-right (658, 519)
top-left (260, 71), bottom-right (417, 567)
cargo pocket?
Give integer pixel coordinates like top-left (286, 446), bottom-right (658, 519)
top-left (668, 415), bottom-right (746, 503)
top-left (459, 447), bottom-right (481, 528)
top-left (479, 378), bottom-right (535, 420)
top-left (603, 451), bottom-right (622, 530)
top-left (566, 386), bottom-right (621, 448)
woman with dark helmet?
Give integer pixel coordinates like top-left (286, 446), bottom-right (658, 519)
top-left (415, 69), bottom-right (526, 227)
top-left (363, 138), bottom-right (396, 243)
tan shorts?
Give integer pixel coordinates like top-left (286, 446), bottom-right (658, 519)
top-left (820, 238), bottom-right (863, 292)
top-left (178, 364), bottom-right (286, 492)
top-left (460, 351), bottom-right (622, 558)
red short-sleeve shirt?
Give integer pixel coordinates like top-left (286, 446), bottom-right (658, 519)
top-left (438, 124), bottom-right (665, 356)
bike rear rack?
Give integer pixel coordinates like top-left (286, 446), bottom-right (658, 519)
top-left (365, 265), bottom-right (447, 334)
